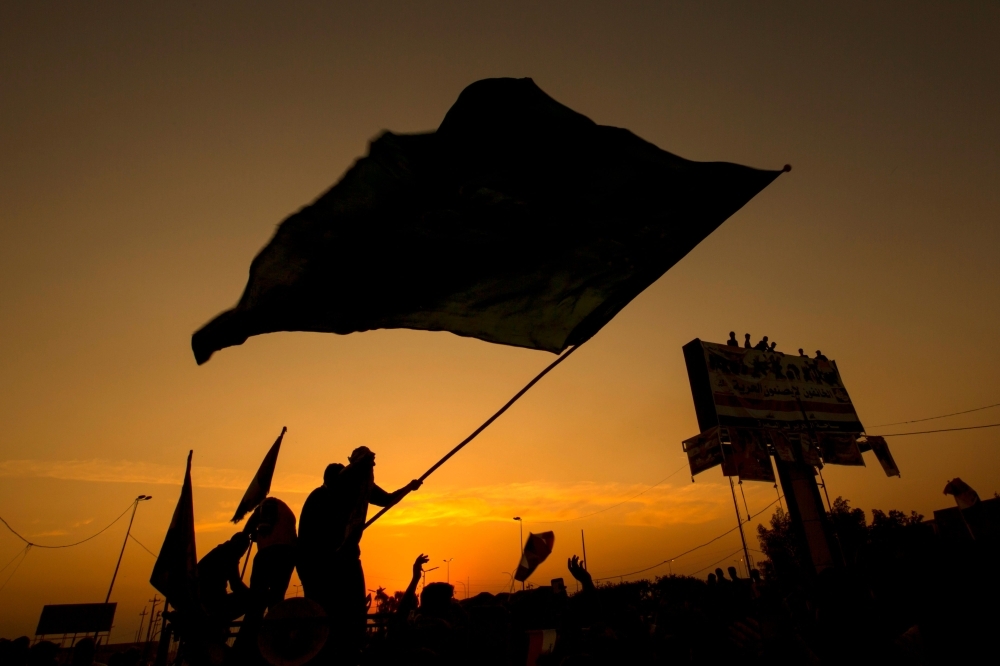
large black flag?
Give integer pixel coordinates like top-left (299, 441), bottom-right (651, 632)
top-left (193, 78), bottom-right (786, 364)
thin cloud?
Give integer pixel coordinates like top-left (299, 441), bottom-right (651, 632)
top-left (0, 458), bottom-right (742, 530)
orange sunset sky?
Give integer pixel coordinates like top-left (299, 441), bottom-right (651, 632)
top-left (2, 1), bottom-right (999, 643)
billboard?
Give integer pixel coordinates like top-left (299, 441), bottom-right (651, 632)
top-left (36, 603), bottom-right (116, 636)
top-left (683, 339), bottom-right (864, 434)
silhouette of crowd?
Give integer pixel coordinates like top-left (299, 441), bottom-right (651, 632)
top-left (5, 464), bottom-right (1000, 665)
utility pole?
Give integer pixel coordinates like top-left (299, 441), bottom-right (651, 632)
top-left (581, 529), bottom-right (588, 572)
top-left (106, 495), bottom-right (151, 603)
top-left (135, 607), bottom-right (148, 644)
top-left (145, 595), bottom-right (160, 645)
top-left (443, 558), bottom-right (453, 584)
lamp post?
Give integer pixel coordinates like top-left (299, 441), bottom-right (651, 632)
top-left (455, 580), bottom-right (467, 599)
top-left (106, 495), bottom-right (152, 603)
top-left (443, 558), bottom-right (453, 584)
top-left (421, 566), bottom-right (439, 592)
top-left (668, 559), bottom-right (674, 576)
top-left (513, 517), bottom-right (524, 590)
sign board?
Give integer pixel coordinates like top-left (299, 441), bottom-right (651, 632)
top-left (36, 603), bottom-right (116, 636)
top-left (683, 339), bottom-right (864, 434)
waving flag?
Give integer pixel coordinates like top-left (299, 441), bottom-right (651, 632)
top-left (192, 78), bottom-right (786, 364)
top-left (150, 451), bottom-right (198, 610)
top-left (231, 427), bottom-right (286, 523)
top-left (515, 531), bottom-right (556, 582)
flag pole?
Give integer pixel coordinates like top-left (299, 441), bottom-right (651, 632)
top-left (365, 344), bottom-right (582, 529)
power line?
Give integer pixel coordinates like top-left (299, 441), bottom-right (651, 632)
top-left (871, 401), bottom-right (1000, 428)
top-left (877, 422), bottom-right (1000, 437)
top-left (593, 495), bottom-right (783, 581)
top-left (531, 459), bottom-right (690, 524)
top-left (128, 533), bottom-right (158, 558)
top-left (0, 546), bottom-right (31, 594)
top-left (689, 547), bottom-right (746, 576)
top-left (0, 502), bottom-right (135, 549)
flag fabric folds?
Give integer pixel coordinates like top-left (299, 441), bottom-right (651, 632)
top-left (515, 531), bottom-right (556, 582)
top-left (150, 451), bottom-right (198, 610)
top-left (232, 427), bottom-right (286, 523)
top-left (767, 430), bottom-right (797, 463)
top-left (865, 435), bottom-right (900, 477)
top-left (192, 77), bottom-right (786, 364)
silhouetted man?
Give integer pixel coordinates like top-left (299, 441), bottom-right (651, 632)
top-left (769, 341), bottom-right (777, 353)
top-left (304, 448), bottom-right (420, 663)
top-left (197, 533), bottom-right (251, 632)
top-left (815, 350), bottom-right (828, 360)
top-left (234, 497), bottom-right (298, 660)
top-left (799, 348), bottom-right (806, 357)
top-left (297, 463), bottom-right (345, 606)
top-left (754, 336), bottom-right (769, 351)
top-left (744, 333), bottom-right (752, 349)
top-left (727, 331), bottom-right (739, 347)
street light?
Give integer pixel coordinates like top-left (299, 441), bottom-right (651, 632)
top-left (668, 559), bottom-right (675, 576)
top-left (455, 580), bottom-right (468, 599)
top-left (421, 566), bottom-right (439, 592)
top-left (443, 558), bottom-right (453, 584)
top-left (513, 517), bottom-right (524, 590)
top-left (106, 495), bottom-right (152, 603)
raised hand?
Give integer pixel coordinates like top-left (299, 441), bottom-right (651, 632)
top-left (412, 553), bottom-right (430, 581)
top-left (567, 555), bottom-right (594, 591)
top-left (406, 479), bottom-right (423, 492)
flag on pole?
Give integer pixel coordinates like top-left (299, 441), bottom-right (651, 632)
top-left (231, 427), bottom-right (286, 523)
top-left (150, 451), bottom-right (198, 610)
top-left (192, 77), bottom-right (787, 365)
top-left (817, 433), bottom-right (864, 466)
top-left (515, 531), bottom-right (556, 582)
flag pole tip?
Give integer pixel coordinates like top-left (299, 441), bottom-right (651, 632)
top-left (281, 426), bottom-right (287, 434)
top-left (782, 164), bottom-right (792, 172)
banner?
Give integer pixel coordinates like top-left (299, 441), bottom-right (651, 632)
top-left (728, 428), bottom-right (775, 482)
top-left (683, 428), bottom-right (723, 477)
top-left (795, 433), bottom-right (822, 467)
top-left (817, 433), bottom-right (864, 466)
top-left (767, 429), bottom-right (797, 462)
top-left (865, 436), bottom-right (900, 477)
top-left (683, 340), bottom-right (864, 433)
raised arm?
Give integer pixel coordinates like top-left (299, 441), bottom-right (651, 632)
top-left (369, 479), bottom-right (423, 507)
top-left (398, 553), bottom-right (430, 617)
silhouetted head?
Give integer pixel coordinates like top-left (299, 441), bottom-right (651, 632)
top-left (707, 573), bottom-right (717, 586)
top-left (745, 333), bottom-right (751, 341)
top-left (729, 331), bottom-right (736, 339)
top-left (72, 638), bottom-right (96, 666)
top-left (762, 336), bottom-right (768, 343)
top-left (323, 463), bottom-right (345, 486)
top-left (799, 348), bottom-right (805, 356)
top-left (769, 342), bottom-right (776, 350)
top-left (815, 350), bottom-right (822, 357)
top-left (350, 446), bottom-right (375, 467)
top-left (715, 567), bottom-right (726, 580)
top-left (728, 566), bottom-right (739, 580)
top-left (420, 582), bottom-right (455, 616)
top-left (229, 532), bottom-right (250, 555)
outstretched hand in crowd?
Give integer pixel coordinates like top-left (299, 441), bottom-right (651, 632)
top-left (567, 555), bottom-right (596, 592)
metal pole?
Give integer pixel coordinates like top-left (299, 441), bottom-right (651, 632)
top-left (728, 477), bottom-right (752, 580)
top-left (581, 529), bottom-right (588, 572)
top-left (106, 498), bottom-right (140, 603)
top-left (365, 345), bottom-right (582, 529)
